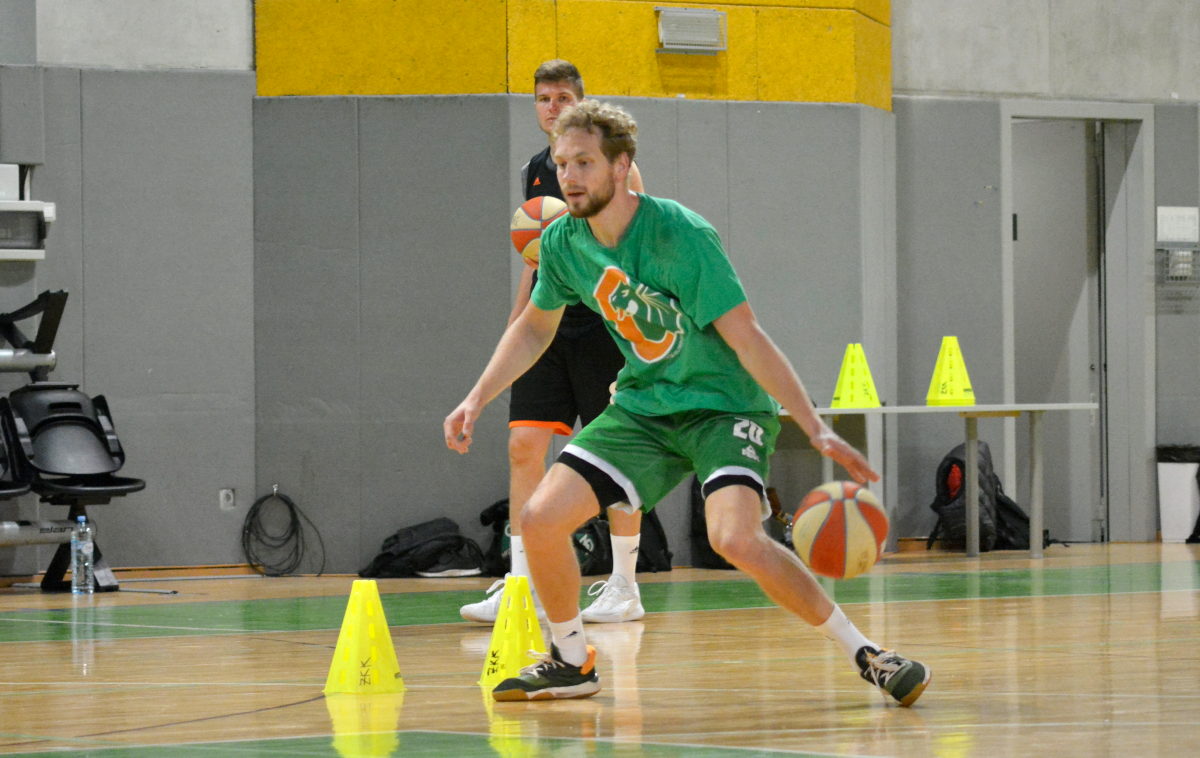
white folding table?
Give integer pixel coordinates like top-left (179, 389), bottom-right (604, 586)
top-left (807, 403), bottom-right (1099, 558)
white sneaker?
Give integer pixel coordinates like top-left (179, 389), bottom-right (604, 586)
top-left (459, 576), bottom-right (547, 623)
top-left (580, 575), bottom-right (645, 623)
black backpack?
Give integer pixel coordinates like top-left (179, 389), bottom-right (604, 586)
top-left (358, 517), bottom-right (484, 578)
top-left (927, 442), bottom-right (999, 552)
top-left (992, 478), bottom-right (1032, 550)
top-left (573, 516), bottom-right (612, 576)
top-left (478, 497), bottom-right (673, 576)
top-left (635, 509), bottom-right (673, 572)
top-left (478, 498), bottom-right (511, 577)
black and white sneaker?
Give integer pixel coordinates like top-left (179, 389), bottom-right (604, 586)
top-left (857, 646), bottom-right (931, 707)
top-left (492, 644), bottom-right (601, 701)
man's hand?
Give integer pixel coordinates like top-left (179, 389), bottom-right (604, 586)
top-left (444, 399), bottom-right (481, 454)
top-left (810, 424), bottom-right (879, 484)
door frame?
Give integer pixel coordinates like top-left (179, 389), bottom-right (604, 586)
top-left (1000, 100), bottom-right (1156, 541)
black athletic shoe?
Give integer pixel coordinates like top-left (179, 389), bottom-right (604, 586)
top-left (857, 646), bottom-right (931, 707)
top-left (492, 644), bottom-right (601, 701)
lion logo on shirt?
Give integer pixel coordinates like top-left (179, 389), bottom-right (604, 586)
top-left (593, 266), bottom-right (684, 363)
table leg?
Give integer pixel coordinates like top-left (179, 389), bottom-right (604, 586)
top-left (965, 416), bottom-right (980, 558)
top-left (1030, 410), bottom-right (1044, 559)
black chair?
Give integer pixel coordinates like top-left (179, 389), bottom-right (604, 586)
top-left (2, 386), bottom-right (145, 592)
top-left (0, 291), bottom-right (145, 592)
top-left (0, 407), bottom-right (31, 501)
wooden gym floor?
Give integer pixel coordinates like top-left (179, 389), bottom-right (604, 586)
top-left (0, 543), bottom-right (1197, 757)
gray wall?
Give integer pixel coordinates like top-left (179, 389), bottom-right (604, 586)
top-left (894, 97), bottom-right (1007, 538)
top-left (36, 0), bottom-right (253, 71)
top-left (894, 0), bottom-right (1200, 102)
top-left (1154, 105), bottom-right (1200, 447)
top-left (0, 66), bottom-right (255, 574)
top-left (254, 96), bottom-right (514, 574)
top-left (0, 0), bottom-right (36, 66)
top-left (256, 95), bottom-right (895, 570)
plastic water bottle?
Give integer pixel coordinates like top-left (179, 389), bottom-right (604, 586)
top-left (71, 516), bottom-right (94, 595)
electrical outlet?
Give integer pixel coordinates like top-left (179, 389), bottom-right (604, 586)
top-left (219, 488), bottom-right (236, 511)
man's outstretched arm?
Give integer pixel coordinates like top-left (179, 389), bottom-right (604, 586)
top-left (444, 302), bottom-right (564, 454)
top-left (713, 301), bottom-right (878, 483)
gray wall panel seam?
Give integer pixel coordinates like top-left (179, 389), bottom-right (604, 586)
top-left (356, 97), bottom-right (364, 564)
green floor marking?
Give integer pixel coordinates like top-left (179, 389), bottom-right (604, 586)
top-left (0, 731), bottom-right (828, 758)
top-left (0, 561), bottom-right (1196, 644)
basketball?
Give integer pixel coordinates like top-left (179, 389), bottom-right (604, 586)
top-left (510, 196), bottom-right (568, 264)
top-left (791, 481), bottom-right (888, 580)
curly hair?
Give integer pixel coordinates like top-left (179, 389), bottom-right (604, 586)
top-left (550, 100), bottom-right (638, 164)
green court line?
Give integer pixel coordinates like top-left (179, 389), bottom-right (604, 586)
top-left (0, 730), bottom-right (830, 758)
top-left (0, 561), bottom-right (1196, 644)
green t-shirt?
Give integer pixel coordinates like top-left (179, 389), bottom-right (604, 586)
top-left (531, 194), bottom-right (778, 417)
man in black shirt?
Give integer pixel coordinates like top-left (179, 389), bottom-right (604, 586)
top-left (461, 60), bottom-right (646, 625)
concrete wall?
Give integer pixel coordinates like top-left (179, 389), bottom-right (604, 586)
top-left (0, 67), bottom-right (255, 575)
top-left (36, 0), bottom-right (253, 70)
top-left (0, 0), bottom-right (36, 65)
top-left (893, 0), bottom-right (1200, 102)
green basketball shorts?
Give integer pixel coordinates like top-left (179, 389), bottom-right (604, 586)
top-left (559, 403), bottom-right (780, 515)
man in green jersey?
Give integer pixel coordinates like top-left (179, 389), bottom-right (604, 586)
top-left (445, 101), bottom-right (930, 707)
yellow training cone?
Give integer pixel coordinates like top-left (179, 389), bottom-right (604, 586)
top-left (830, 343), bottom-right (881, 409)
top-left (324, 579), bottom-right (405, 694)
top-left (325, 692), bottom-right (404, 758)
top-left (479, 575), bottom-right (546, 688)
top-left (926, 336), bottom-right (975, 406)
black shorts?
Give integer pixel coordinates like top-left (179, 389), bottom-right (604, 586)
top-left (509, 322), bottom-right (625, 436)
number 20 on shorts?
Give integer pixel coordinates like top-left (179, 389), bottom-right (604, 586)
top-left (733, 418), bottom-right (764, 446)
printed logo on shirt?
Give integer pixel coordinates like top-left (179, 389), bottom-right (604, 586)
top-left (741, 445), bottom-right (760, 462)
top-left (533, 177), bottom-right (541, 186)
top-left (593, 266), bottom-right (684, 363)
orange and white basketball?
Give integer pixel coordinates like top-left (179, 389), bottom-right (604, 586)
top-left (510, 196), bottom-right (568, 264)
top-left (791, 481), bottom-right (888, 580)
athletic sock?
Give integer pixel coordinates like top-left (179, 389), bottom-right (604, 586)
top-left (510, 535), bottom-right (529, 578)
top-left (609, 534), bottom-right (640, 585)
top-left (815, 605), bottom-right (877, 669)
top-left (549, 615), bottom-right (588, 666)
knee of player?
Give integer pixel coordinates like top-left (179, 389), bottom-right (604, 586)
top-left (517, 497), bottom-right (555, 536)
top-left (707, 527), bottom-right (760, 565)
top-left (509, 431), bottom-right (550, 467)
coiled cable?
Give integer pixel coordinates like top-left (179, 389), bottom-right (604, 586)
top-left (242, 485), bottom-right (326, 576)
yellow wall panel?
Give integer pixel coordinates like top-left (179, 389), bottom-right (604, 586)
top-left (508, 0), bottom-right (558, 94)
top-left (256, 0), bottom-right (507, 96)
top-left (255, 0), bottom-right (890, 107)
top-left (580, 0), bottom-right (888, 25)
top-left (855, 13), bottom-right (891, 111)
top-left (557, 0), bottom-right (756, 100)
top-left (756, 9), bottom-right (857, 103)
